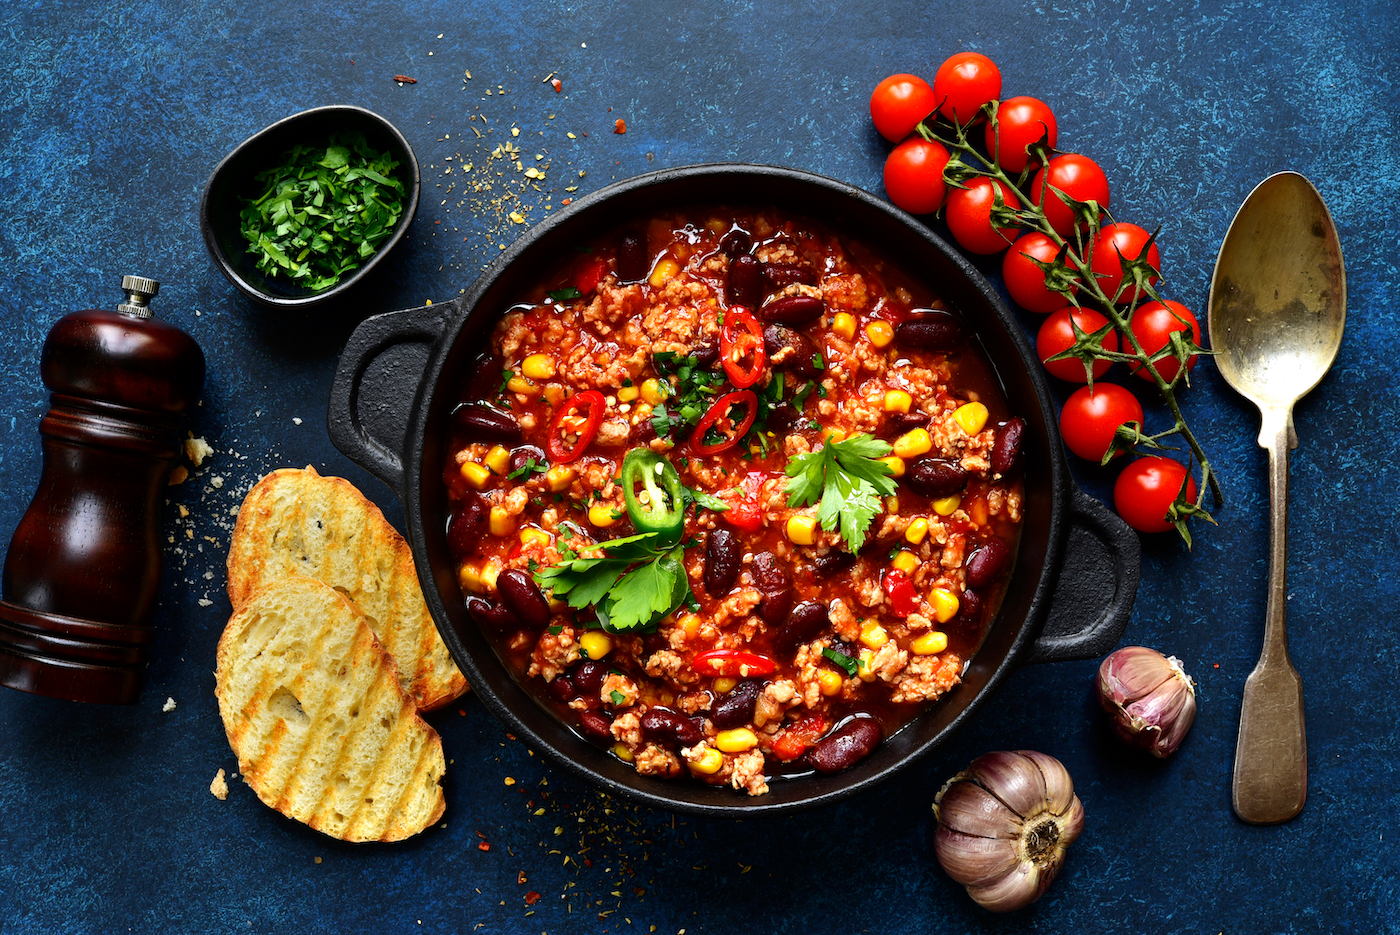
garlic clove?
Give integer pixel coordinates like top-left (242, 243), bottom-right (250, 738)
top-left (966, 858), bottom-right (1054, 914)
top-left (1097, 646), bottom-right (1198, 758)
top-left (1019, 749), bottom-right (1077, 816)
top-left (968, 749), bottom-right (1051, 819)
top-left (931, 826), bottom-right (1021, 886)
top-left (935, 779), bottom-right (1022, 838)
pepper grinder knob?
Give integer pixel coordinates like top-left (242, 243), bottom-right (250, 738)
top-left (0, 275), bottom-right (205, 704)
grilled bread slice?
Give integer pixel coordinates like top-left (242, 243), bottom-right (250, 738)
top-left (227, 466), bottom-right (466, 711)
top-left (215, 574), bottom-right (446, 842)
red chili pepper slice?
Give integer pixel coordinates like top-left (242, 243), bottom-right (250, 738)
top-left (691, 389), bottom-right (758, 455)
top-left (883, 569), bottom-right (919, 618)
top-left (546, 390), bottom-right (607, 463)
top-left (718, 472), bottom-right (767, 531)
top-left (771, 714), bottom-right (830, 761)
top-left (691, 649), bottom-right (776, 678)
top-left (719, 306), bottom-right (765, 388)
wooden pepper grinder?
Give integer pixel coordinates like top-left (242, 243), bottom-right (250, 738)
top-left (0, 276), bottom-right (205, 704)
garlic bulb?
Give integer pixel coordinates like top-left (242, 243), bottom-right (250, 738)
top-left (932, 750), bottom-right (1084, 913)
top-left (1097, 646), bottom-right (1197, 758)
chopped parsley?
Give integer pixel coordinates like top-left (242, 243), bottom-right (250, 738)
top-left (507, 457), bottom-right (547, 480)
top-left (609, 690), bottom-right (627, 706)
top-left (649, 351), bottom-right (725, 438)
top-left (822, 647), bottom-right (860, 678)
top-left (547, 286), bottom-right (582, 302)
top-left (785, 433), bottom-right (897, 551)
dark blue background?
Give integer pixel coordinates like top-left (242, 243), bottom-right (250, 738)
top-left (1, 1), bottom-right (1395, 932)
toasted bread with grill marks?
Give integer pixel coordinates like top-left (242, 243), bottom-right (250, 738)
top-left (215, 574), bottom-right (446, 842)
top-left (227, 467), bottom-right (466, 711)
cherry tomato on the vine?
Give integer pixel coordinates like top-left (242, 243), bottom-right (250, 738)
top-left (870, 73), bottom-right (938, 143)
top-left (882, 137), bottom-right (950, 215)
top-left (1003, 231), bottom-right (1079, 313)
top-left (985, 96), bottom-right (1058, 174)
top-left (1059, 383), bottom-right (1143, 462)
top-left (932, 52), bottom-right (1002, 124)
top-left (1036, 306), bottom-right (1119, 382)
top-left (1090, 222), bottom-right (1161, 305)
top-left (1129, 300), bottom-right (1202, 383)
top-left (1030, 154), bottom-right (1111, 238)
top-left (1114, 456), bottom-right (1196, 534)
top-left (946, 177), bottom-right (1020, 255)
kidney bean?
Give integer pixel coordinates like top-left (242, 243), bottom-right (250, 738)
top-left (641, 632), bottom-right (670, 657)
top-left (631, 418), bottom-right (659, 446)
top-left (954, 588), bottom-right (984, 629)
top-left (759, 294), bottom-right (825, 325)
top-left (704, 528), bottom-right (741, 596)
top-left (991, 417), bottom-right (1026, 477)
top-left (617, 229), bottom-right (649, 282)
top-left (452, 403), bottom-right (524, 445)
top-left (896, 310), bottom-right (965, 352)
top-left (889, 411), bottom-right (931, 434)
top-left (809, 717), bottom-right (883, 774)
top-left (578, 710), bottom-right (614, 741)
top-left (508, 444), bottom-right (547, 476)
top-left (759, 589), bottom-right (793, 627)
top-left (464, 594), bottom-right (519, 631)
top-left (718, 227), bottom-right (752, 257)
top-left (774, 601), bottom-right (829, 651)
top-left (751, 552), bottom-right (788, 592)
top-left (447, 493), bottom-right (488, 556)
top-left (572, 660), bottom-right (608, 696)
top-left (811, 550), bottom-right (856, 578)
top-left (546, 675), bottom-right (576, 702)
top-left (691, 342), bottom-right (720, 369)
top-left (766, 400), bottom-right (802, 435)
top-left (727, 254), bottom-right (763, 308)
top-left (640, 706), bottom-right (704, 748)
top-left (761, 262), bottom-right (817, 291)
top-left (904, 457), bottom-right (968, 499)
top-left (497, 569), bottom-right (551, 628)
top-left (464, 353), bottom-right (507, 403)
top-left (711, 679), bottom-right (763, 729)
top-left (762, 324), bottom-right (819, 378)
top-left (965, 537), bottom-right (1012, 588)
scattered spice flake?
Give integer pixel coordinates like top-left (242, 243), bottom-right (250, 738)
top-left (478, 841), bottom-right (491, 852)
top-left (168, 466), bottom-right (189, 486)
top-left (504, 776), bottom-right (517, 785)
top-left (525, 891), bottom-right (543, 905)
top-left (614, 118), bottom-right (627, 134)
top-left (394, 74), bottom-right (418, 84)
top-left (552, 79), bottom-right (562, 92)
top-left (517, 871), bottom-right (528, 884)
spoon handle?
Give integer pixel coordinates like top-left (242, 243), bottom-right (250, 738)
top-left (1232, 409), bottom-right (1307, 824)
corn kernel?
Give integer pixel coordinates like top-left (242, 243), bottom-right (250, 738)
top-left (933, 494), bottom-right (962, 516)
top-left (905, 517), bottom-right (930, 544)
top-left (878, 455), bottom-right (906, 478)
top-left (885, 495), bottom-right (899, 513)
top-left (649, 257), bottom-right (680, 287)
top-left (506, 374), bottom-right (538, 395)
top-left (911, 630), bottom-right (949, 655)
top-left (787, 514), bottom-right (818, 546)
top-left (521, 353), bottom-right (557, 380)
top-left (893, 428), bottom-right (933, 458)
top-left (821, 426), bottom-right (846, 444)
top-left (715, 728), bottom-right (759, 753)
top-left (459, 461), bottom-right (492, 489)
top-left (520, 528), bottom-right (552, 547)
top-left (952, 401), bottom-right (990, 435)
top-left (548, 595), bottom-right (567, 613)
top-left (883, 390), bottom-right (913, 413)
top-left (866, 320), bottom-right (895, 347)
top-left (610, 743), bottom-right (634, 763)
top-left (892, 550), bottom-right (919, 574)
top-left (640, 378), bottom-right (667, 406)
top-left (832, 311), bottom-right (857, 340)
top-left (484, 445), bottom-right (511, 475)
top-left (579, 630), bottom-right (612, 660)
top-left (860, 621), bottom-right (889, 650)
top-left (617, 384), bottom-right (640, 402)
top-left (488, 506), bottom-right (515, 537)
top-left (818, 668), bottom-right (845, 696)
top-left (713, 676), bottom-right (738, 694)
top-left (689, 746), bottom-right (724, 775)
top-left (681, 614), bottom-right (703, 639)
top-left (545, 465), bottom-right (576, 492)
top-left (457, 563), bottom-right (487, 593)
top-left (930, 588), bottom-right (961, 624)
top-left (588, 502), bottom-right (620, 527)
top-left (857, 648), bottom-right (877, 682)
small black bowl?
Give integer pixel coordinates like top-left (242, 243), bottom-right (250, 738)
top-left (200, 105), bottom-right (421, 309)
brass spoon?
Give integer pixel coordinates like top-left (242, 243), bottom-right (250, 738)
top-left (1208, 171), bottom-right (1346, 824)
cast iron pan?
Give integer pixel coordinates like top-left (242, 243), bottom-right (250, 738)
top-left (327, 164), bottom-right (1139, 816)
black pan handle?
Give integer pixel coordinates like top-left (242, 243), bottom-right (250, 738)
top-left (1024, 485), bottom-right (1141, 665)
top-left (327, 300), bottom-right (457, 494)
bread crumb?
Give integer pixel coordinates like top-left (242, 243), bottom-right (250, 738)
top-left (314, 856), bottom-right (322, 864)
top-left (162, 696), bottom-right (177, 712)
top-left (168, 466), bottom-right (189, 485)
top-left (185, 436), bottom-right (214, 467)
top-left (198, 598), bottom-right (213, 607)
top-left (178, 504), bottom-right (189, 518)
top-left (211, 476), bottom-right (224, 488)
top-left (210, 768), bottom-right (229, 800)
top-left (293, 417), bottom-right (303, 425)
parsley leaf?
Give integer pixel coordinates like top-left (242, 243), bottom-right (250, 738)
top-left (784, 433), bottom-right (897, 551)
top-left (548, 286), bottom-right (582, 301)
top-left (507, 457), bottom-right (548, 480)
top-left (822, 647), bottom-right (859, 678)
top-left (533, 534), bottom-right (692, 633)
top-left (681, 485), bottom-right (730, 513)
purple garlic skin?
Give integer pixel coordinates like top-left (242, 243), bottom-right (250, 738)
top-left (1097, 645), bottom-right (1198, 758)
top-left (932, 750), bottom-right (1084, 913)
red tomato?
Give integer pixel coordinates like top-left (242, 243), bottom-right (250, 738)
top-left (882, 138), bottom-right (950, 215)
top-left (1036, 307), bottom-right (1120, 382)
top-left (1114, 456), bottom-right (1196, 534)
top-left (870, 73), bottom-right (938, 142)
top-left (1059, 383), bottom-right (1143, 462)
top-left (1030, 154), bottom-right (1111, 238)
top-left (718, 472), bottom-right (767, 531)
top-left (573, 257), bottom-right (611, 295)
top-left (882, 569), bottom-right (918, 617)
top-left (932, 51), bottom-right (1002, 124)
top-left (1003, 231), bottom-right (1079, 313)
top-left (945, 177), bottom-right (1020, 255)
top-left (1090, 223), bottom-right (1161, 305)
top-left (985, 96), bottom-right (1058, 173)
top-left (1129, 300), bottom-right (1202, 383)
